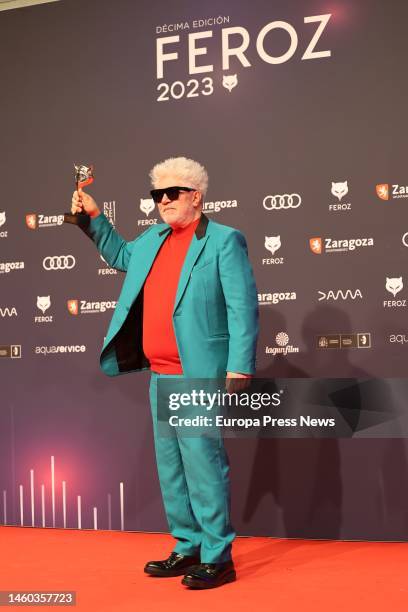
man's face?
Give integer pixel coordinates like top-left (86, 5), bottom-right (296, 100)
top-left (155, 175), bottom-right (201, 228)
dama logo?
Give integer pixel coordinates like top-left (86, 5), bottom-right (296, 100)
top-left (26, 214), bottom-right (37, 229)
top-left (376, 184), bottom-right (389, 201)
top-left (310, 237), bottom-right (322, 254)
top-left (67, 300), bottom-right (79, 315)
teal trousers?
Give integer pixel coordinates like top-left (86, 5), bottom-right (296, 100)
top-left (149, 371), bottom-right (235, 563)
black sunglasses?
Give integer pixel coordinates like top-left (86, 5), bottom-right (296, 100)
top-left (150, 186), bottom-right (196, 204)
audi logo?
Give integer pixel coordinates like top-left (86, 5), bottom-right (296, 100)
top-left (402, 232), bottom-right (408, 247)
top-left (43, 255), bottom-right (76, 270)
top-left (263, 194), bottom-right (302, 210)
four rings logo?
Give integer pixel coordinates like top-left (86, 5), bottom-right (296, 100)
top-left (43, 255), bottom-right (76, 271)
top-left (263, 194), bottom-right (302, 210)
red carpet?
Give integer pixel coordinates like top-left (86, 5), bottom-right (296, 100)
top-left (0, 527), bottom-right (407, 611)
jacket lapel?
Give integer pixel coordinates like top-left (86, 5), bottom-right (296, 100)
top-left (173, 214), bottom-right (209, 314)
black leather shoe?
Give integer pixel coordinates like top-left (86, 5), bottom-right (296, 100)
top-left (182, 561), bottom-right (236, 589)
top-left (144, 552), bottom-right (200, 577)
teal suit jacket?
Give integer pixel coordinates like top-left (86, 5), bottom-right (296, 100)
top-left (83, 212), bottom-right (259, 378)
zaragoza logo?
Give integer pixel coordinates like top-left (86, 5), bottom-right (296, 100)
top-left (67, 300), bottom-right (79, 315)
top-left (310, 237), bottom-right (322, 254)
top-left (376, 184), bottom-right (389, 200)
top-left (26, 214), bottom-right (37, 229)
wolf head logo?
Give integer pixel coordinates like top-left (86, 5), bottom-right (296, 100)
top-left (37, 296), bottom-right (51, 314)
top-left (222, 74), bottom-right (238, 92)
top-left (386, 277), bottom-right (403, 297)
top-left (264, 236), bottom-right (281, 255)
top-left (331, 181), bottom-right (348, 201)
top-left (0, 212), bottom-right (5, 228)
top-left (140, 198), bottom-right (155, 217)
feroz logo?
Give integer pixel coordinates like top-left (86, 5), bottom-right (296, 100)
top-left (138, 198), bottom-right (158, 227)
top-left (35, 296), bottom-right (53, 324)
top-left (222, 74), bottom-right (238, 91)
top-left (384, 277), bottom-right (406, 309)
top-left (329, 181), bottom-right (351, 211)
top-left (265, 236), bottom-right (281, 255)
top-left (67, 300), bottom-right (79, 315)
top-left (37, 296), bottom-right (51, 313)
top-left (263, 194), bottom-right (301, 210)
top-left (140, 199), bottom-right (155, 216)
top-left (263, 236), bottom-right (284, 266)
top-left (43, 256), bottom-right (76, 271)
top-left (155, 14), bottom-right (332, 102)
top-left (331, 181), bottom-right (348, 201)
top-left (98, 253), bottom-right (117, 276)
top-left (386, 277), bottom-right (403, 297)
top-left (310, 237), bottom-right (322, 254)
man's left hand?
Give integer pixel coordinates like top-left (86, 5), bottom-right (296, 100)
top-left (225, 371), bottom-right (252, 393)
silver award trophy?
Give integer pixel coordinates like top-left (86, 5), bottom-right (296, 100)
top-left (64, 163), bottom-right (95, 227)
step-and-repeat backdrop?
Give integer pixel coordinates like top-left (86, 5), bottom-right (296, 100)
top-left (1, 0), bottom-right (408, 540)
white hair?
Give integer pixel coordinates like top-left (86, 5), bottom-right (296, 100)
top-left (149, 156), bottom-right (209, 198)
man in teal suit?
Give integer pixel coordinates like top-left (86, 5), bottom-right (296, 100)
top-left (70, 157), bottom-right (259, 589)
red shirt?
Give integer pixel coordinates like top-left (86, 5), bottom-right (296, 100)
top-left (143, 217), bottom-right (200, 374)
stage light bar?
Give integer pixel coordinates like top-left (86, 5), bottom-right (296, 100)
top-left (0, 0), bottom-right (59, 11)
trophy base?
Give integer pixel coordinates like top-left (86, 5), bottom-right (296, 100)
top-left (64, 212), bottom-right (90, 229)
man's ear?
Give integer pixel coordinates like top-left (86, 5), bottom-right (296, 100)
top-left (193, 191), bottom-right (202, 207)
